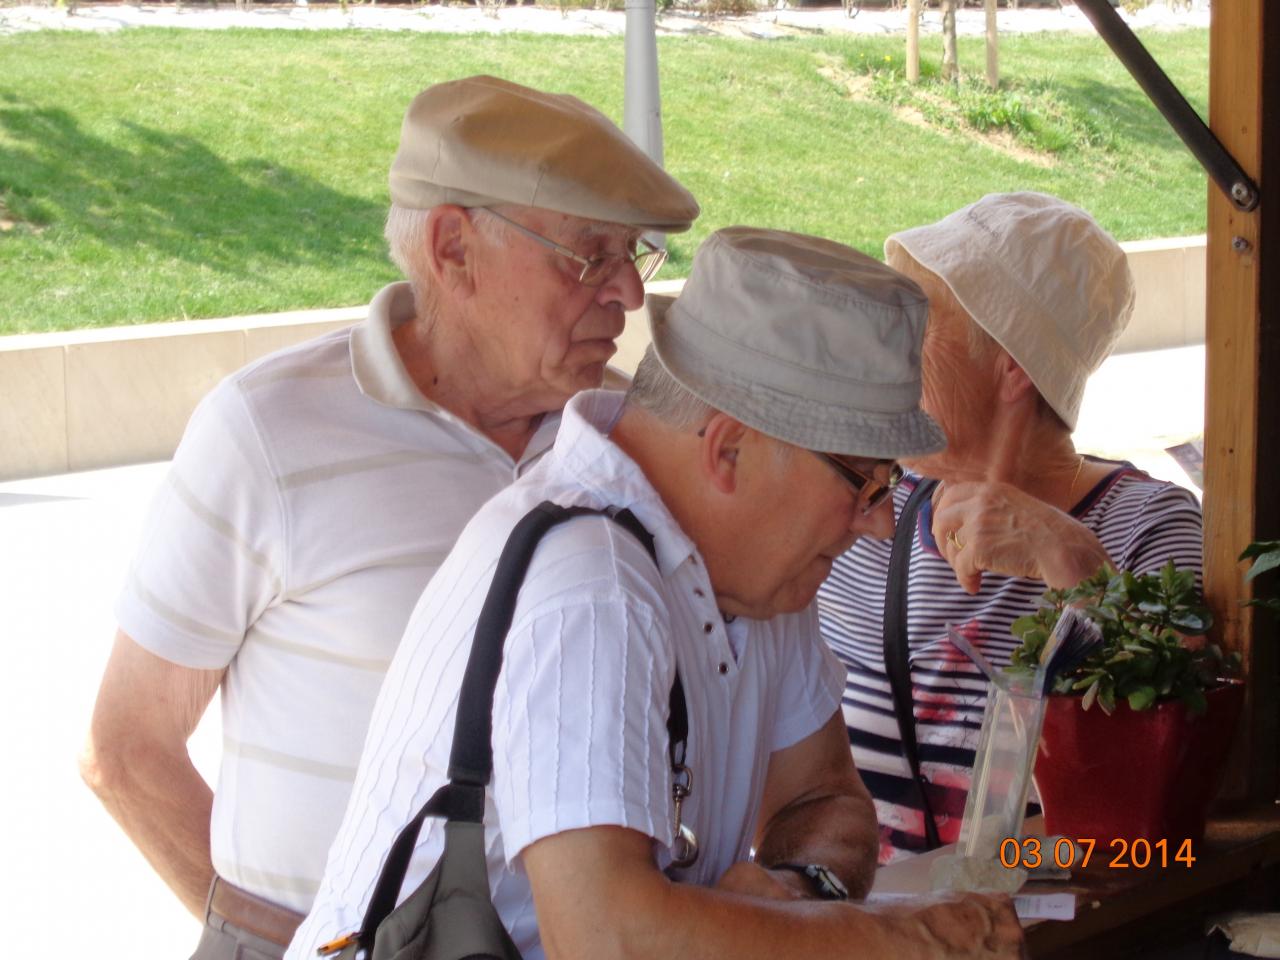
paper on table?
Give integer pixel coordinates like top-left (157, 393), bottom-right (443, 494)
top-left (1207, 913), bottom-right (1280, 958)
top-left (865, 890), bottom-right (1076, 922)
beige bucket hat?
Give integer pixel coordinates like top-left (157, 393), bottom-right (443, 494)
top-left (648, 227), bottom-right (946, 459)
top-left (389, 75), bottom-right (699, 233)
top-left (885, 191), bottom-right (1134, 430)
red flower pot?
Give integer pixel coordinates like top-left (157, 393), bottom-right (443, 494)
top-left (1033, 681), bottom-right (1245, 845)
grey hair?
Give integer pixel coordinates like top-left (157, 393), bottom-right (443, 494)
top-left (384, 204), bottom-right (430, 281)
top-left (383, 204), bottom-right (509, 283)
top-left (624, 346), bottom-right (714, 430)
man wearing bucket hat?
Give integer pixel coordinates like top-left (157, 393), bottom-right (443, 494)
top-left (82, 75), bottom-right (698, 959)
top-left (288, 227), bottom-right (1025, 960)
top-left (818, 192), bottom-right (1203, 862)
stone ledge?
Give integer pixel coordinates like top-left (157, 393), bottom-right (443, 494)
top-left (0, 241), bottom-right (1204, 482)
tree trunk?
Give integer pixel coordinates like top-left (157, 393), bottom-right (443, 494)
top-left (941, 0), bottom-right (959, 84)
top-left (906, 0), bottom-right (922, 83)
top-left (985, 0), bottom-right (998, 90)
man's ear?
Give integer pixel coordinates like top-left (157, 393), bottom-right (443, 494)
top-left (994, 350), bottom-right (1038, 405)
top-left (423, 205), bottom-right (476, 297)
top-left (698, 413), bottom-right (747, 495)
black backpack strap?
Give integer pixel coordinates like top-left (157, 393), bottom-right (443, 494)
top-left (884, 477), bottom-right (942, 851)
top-left (355, 501), bottom-right (678, 946)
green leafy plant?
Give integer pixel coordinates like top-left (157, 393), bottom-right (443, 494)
top-left (1009, 562), bottom-right (1235, 716)
top-left (1240, 540), bottom-right (1280, 615)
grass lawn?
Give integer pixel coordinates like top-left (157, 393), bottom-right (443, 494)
top-left (0, 26), bottom-right (1208, 333)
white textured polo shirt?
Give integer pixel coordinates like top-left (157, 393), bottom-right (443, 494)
top-left (287, 389), bottom-right (845, 960)
top-left (115, 282), bottom-right (558, 912)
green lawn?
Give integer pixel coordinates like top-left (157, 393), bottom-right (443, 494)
top-left (0, 26), bottom-right (1208, 333)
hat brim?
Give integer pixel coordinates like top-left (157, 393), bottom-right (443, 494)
top-left (646, 293), bottom-right (946, 460)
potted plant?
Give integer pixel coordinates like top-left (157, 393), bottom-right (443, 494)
top-left (1008, 561), bottom-right (1244, 846)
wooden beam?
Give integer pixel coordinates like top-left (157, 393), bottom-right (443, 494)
top-left (1204, 0), bottom-right (1280, 802)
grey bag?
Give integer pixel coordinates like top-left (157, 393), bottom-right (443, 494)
top-left (334, 818), bottom-right (522, 960)
top-left (320, 502), bottom-right (680, 960)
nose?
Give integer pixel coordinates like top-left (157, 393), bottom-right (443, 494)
top-left (596, 259), bottom-right (646, 312)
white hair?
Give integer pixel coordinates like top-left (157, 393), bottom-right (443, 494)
top-left (382, 203), bottom-right (509, 286)
top-left (383, 204), bottom-right (430, 281)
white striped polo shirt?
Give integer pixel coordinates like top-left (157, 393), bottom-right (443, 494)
top-left (816, 464), bottom-right (1203, 863)
top-left (287, 389), bottom-right (845, 960)
top-left (115, 281), bottom-right (559, 912)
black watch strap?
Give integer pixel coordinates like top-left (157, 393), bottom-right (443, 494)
top-left (772, 862), bottom-right (849, 901)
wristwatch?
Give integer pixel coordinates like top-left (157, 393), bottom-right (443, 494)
top-left (772, 862), bottom-right (850, 901)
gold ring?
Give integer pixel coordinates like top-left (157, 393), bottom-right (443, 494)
top-left (947, 529), bottom-right (966, 551)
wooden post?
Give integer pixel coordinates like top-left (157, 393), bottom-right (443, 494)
top-left (984, 0), bottom-right (998, 90)
top-left (941, 0), bottom-right (958, 84)
top-left (906, 0), bottom-right (921, 85)
top-left (1204, 0), bottom-right (1280, 802)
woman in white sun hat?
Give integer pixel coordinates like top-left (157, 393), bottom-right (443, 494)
top-left (817, 192), bottom-right (1204, 863)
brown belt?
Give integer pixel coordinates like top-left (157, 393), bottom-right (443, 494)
top-left (208, 875), bottom-right (305, 949)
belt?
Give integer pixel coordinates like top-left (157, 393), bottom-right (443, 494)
top-left (208, 875), bottom-right (305, 949)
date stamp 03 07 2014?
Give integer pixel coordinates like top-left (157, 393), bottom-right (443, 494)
top-left (998, 837), bottom-right (1198, 871)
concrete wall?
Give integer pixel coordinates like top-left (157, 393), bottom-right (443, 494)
top-left (1111, 235), bottom-right (1206, 354)
top-left (0, 306), bottom-right (364, 480)
top-left (0, 237), bottom-right (1206, 483)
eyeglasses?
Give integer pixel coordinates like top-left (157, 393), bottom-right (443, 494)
top-left (482, 208), bottom-right (667, 286)
top-left (814, 453), bottom-right (903, 516)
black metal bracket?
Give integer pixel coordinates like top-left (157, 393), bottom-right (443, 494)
top-left (1074, 0), bottom-right (1259, 213)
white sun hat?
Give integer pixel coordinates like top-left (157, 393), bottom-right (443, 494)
top-left (885, 191), bottom-right (1135, 430)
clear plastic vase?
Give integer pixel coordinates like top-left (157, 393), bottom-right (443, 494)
top-left (931, 675), bottom-right (1047, 895)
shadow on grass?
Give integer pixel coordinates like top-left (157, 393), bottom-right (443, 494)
top-left (0, 92), bottom-right (386, 274)
top-left (1050, 73), bottom-right (1208, 157)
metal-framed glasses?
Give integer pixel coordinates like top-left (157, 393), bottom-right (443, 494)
top-left (815, 453), bottom-right (904, 515)
top-left (483, 207), bottom-right (667, 286)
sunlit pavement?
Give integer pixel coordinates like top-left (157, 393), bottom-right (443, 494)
top-left (0, 2), bottom-right (1209, 40)
top-left (0, 343), bottom-right (1204, 957)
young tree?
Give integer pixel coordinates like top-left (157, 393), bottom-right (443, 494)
top-left (985, 0), bottom-right (999, 89)
top-left (941, 0), bottom-right (959, 83)
top-left (906, 0), bottom-right (923, 82)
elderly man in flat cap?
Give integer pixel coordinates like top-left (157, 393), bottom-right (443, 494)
top-left (288, 228), bottom-right (1025, 960)
top-left (80, 75), bottom-right (698, 960)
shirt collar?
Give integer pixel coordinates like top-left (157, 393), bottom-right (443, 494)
top-left (350, 282), bottom-right (436, 414)
top-left (552, 390), bottom-right (699, 577)
top-left (349, 281), bottom-right (557, 468)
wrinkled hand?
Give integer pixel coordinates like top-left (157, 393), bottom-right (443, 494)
top-left (715, 861), bottom-right (808, 901)
top-left (932, 481), bottom-right (1109, 594)
top-left (888, 891), bottom-right (1027, 960)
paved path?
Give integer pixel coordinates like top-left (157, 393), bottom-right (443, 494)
top-left (1, 340), bottom-right (1202, 958)
top-left (1, 1), bottom-right (1209, 39)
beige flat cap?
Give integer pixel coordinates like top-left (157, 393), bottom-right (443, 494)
top-left (389, 75), bottom-right (699, 233)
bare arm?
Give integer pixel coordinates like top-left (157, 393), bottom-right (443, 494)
top-left (932, 480), bottom-right (1110, 594)
top-left (80, 629), bottom-right (224, 918)
top-left (523, 824), bottom-right (1024, 960)
top-left (746, 709), bottom-right (879, 899)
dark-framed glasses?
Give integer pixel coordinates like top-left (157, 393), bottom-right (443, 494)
top-left (815, 453), bottom-right (903, 516)
top-left (482, 207), bottom-right (667, 286)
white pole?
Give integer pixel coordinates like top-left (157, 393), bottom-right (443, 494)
top-left (624, 0), bottom-right (666, 250)
top-left (623, 0), bottom-right (664, 167)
